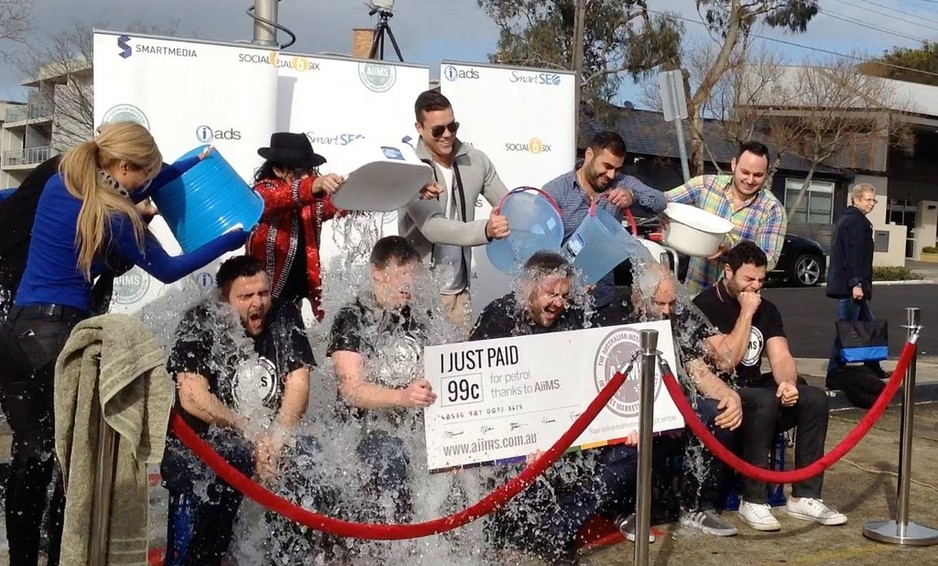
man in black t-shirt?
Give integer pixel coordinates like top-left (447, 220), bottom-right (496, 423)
top-left (327, 236), bottom-right (435, 523)
top-left (161, 256), bottom-right (316, 566)
top-left (693, 242), bottom-right (846, 533)
top-left (471, 252), bottom-right (638, 564)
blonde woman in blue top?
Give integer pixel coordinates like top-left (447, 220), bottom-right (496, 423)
top-left (0, 121), bottom-right (246, 566)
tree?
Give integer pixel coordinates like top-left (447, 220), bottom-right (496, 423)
top-left (859, 42), bottom-right (938, 87)
top-left (477, 0), bottom-right (682, 117)
top-left (0, 0), bottom-right (33, 52)
top-left (733, 55), bottom-right (914, 219)
top-left (19, 19), bottom-right (180, 153)
top-left (683, 0), bottom-right (819, 176)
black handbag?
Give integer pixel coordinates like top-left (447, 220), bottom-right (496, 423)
top-left (836, 319), bottom-right (888, 363)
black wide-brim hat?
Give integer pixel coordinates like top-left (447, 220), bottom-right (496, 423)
top-left (257, 132), bottom-right (327, 169)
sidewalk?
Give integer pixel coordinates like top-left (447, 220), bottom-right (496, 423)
top-left (793, 355), bottom-right (938, 409)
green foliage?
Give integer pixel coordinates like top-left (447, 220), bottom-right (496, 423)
top-left (860, 42), bottom-right (938, 87)
top-left (696, 0), bottom-right (818, 35)
top-left (477, 0), bottom-right (683, 107)
top-left (872, 266), bottom-right (923, 281)
top-left (921, 245), bottom-right (938, 254)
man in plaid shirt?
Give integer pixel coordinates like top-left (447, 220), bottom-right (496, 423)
top-left (665, 141), bottom-right (787, 296)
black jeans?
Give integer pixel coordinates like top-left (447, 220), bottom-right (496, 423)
top-left (682, 397), bottom-right (736, 511)
top-left (736, 382), bottom-right (829, 503)
top-left (0, 305), bottom-right (86, 566)
top-left (161, 431), bottom-right (255, 566)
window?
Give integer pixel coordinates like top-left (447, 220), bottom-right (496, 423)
top-left (784, 179), bottom-right (834, 224)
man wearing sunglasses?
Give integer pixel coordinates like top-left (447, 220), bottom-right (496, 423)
top-left (400, 90), bottom-right (510, 331)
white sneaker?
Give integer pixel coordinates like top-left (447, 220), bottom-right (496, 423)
top-left (786, 497), bottom-right (848, 526)
top-left (738, 500), bottom-right (781, 531)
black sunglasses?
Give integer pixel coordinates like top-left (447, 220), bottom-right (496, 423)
top-left (429, 121), bottom-right (459, 139)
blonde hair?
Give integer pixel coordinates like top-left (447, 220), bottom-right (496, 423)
top-left (850, 183), bottom-right (876, 204)
top-left (60, 121), bottom-right (163, 278)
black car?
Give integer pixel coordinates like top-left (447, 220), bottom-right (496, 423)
top-left (770, 233), bottom-right (827, 287)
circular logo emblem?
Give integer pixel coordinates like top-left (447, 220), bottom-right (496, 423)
top-left (101, 103), bottom-right (150, 129)
top-left (195, 125), bottom-right (214, 143)
top-left (358, 62), bottom-right (397, 93)
top-left (741, 327), bottom-right (764, 367)
top-left (194, 271), bottom-right (214, 290)
top-left (232, 356), bottom-right (279, 415)
top-left (112, 268), bottom-right (151, 305)
top-left (528, 137), bottom-right (544, 154)
top-left (443, 65), bottom-right (458, 81)
top-left (593, 328), bottom-right (662, 418)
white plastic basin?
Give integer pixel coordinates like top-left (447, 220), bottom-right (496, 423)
top-left (663, 202), bottom-right (734, 257)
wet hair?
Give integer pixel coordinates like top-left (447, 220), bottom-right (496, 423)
top-left (370, 236), bottom-right (420, 268)
top-left (216, 255), bottom-right (266, 295)
top-left (588, 131), bottom-right (627, 158)
top-left (736, 140), bottom-right (770, 165)
top-left (414, 90), bottom-right (452, 123)
top-left (61, 121), bottom-right (162, 278)
top-left (523, 251), bottom-right (573, 281)
top-left (722, 241), bottom-right (768, 272)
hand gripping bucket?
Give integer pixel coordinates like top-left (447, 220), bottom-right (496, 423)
top-left (563, 195), bottom-right (644, 285)
top-left (152, 146), bottom-right (263, 253)
top-left (486, 187), bottom-right (564, 274)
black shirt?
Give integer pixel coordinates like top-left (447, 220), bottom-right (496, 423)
top-left (327, 295), bottom-right (428, 425)
top-left (692, 282), bottom-right (786, 388)
top-left (167, 298), bottom-right (315, 434)
top-left (469, 293), bottom-right (584, 341)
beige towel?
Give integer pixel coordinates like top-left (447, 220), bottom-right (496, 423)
top-left (54, 313), bottom-right (174, 566)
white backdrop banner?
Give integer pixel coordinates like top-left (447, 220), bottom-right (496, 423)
top-left (439, 61), bottom-right (576, 313)
top-left (93, 31), bottom-right (430, 316)
top-left (93, 31), bottom-right (280, 314)
top-left (276, 55), bottom-right (430, 273)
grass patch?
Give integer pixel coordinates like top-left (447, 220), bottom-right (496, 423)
top-left (872, 266), bottom-right (923, 281)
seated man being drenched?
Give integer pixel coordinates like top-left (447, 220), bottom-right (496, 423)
top-left (327, 235), bottom-right (436, 523)
top-left (471, 251), bottom-right (638, 565)
top-left (693, 241), bottom-right (847, 532)
top-left (161, 256), bottom-right (317, 566)
top-left (629, 263), bottom-right (741, 537)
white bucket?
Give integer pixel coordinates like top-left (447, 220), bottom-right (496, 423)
top-left (662, 202), bottom-right (734, 257)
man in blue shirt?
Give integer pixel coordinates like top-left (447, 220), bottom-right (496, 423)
top-left (541, 131), bottom-right (666, 319)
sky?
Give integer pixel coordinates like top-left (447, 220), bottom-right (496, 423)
top-left (1, 0), bottom-right (937, 107)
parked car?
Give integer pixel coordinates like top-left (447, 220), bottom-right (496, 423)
top-left (770, 233), bottom-right (827, 287)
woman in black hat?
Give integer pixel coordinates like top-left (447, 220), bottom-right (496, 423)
top-left (247, 132), bottom-right (346, 320)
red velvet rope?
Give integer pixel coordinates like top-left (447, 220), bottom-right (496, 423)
top-left (171, 366), bottom-right (631, 540)
top-left (662, 342), bottom-right (916, 484)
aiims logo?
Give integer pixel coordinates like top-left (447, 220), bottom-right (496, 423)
top-left (117, 35), bottom-right (132, 59)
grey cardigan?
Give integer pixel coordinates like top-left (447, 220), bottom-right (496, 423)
top-left (399, 138), bottom-right (509, 267)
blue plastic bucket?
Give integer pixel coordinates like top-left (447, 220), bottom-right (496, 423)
top-left (486, 187), bottom-right (564, 274)
top-left (563, 198), bottom-right (645, 285)
top-left (152, 147), bottom-right (263, 253)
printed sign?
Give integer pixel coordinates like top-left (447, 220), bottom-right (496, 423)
top-left (423, 320), bottom-right (683, 472)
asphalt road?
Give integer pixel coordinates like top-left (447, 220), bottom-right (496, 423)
top-left (761, 283), bottom-right (938, 358)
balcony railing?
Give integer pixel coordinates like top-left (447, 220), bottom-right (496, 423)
top-left (27, 100), bottom-right (54, 120)
top-left (4, 106), bottom-right (27, 122)
top-left (2, 146), bottom-right (56, 167)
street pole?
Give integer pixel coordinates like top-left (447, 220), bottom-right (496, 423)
top-left (863, 307), bottom-right (938, 546)
top-left (634, 329), bottom-right (658, 566)
top-left (572, 0), bottom-right (586, 154)
top-left (252, 0), bottom-right (279, 47)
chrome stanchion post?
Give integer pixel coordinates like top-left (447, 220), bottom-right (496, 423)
top-left (89, 394), bottom-right (118, 563)
top-left (635, 329), bottom-right (658, 565)
top-left (863, 307), bottom-right (938, 546)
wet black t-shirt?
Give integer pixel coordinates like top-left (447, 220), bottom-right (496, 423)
top-left (327, 296), bottom-right (428, 425)
top-left (692, 282), bottom-right (785, 388)
top-left (167, 298), bottom-right (316, 434)
top-left (468, 293), bottom-right (584, 341)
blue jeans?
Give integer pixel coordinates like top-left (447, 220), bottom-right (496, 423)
top-left (682, 397), bottom-right (736, 511)
top-left (828, 298), bottom-right (884, 374)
